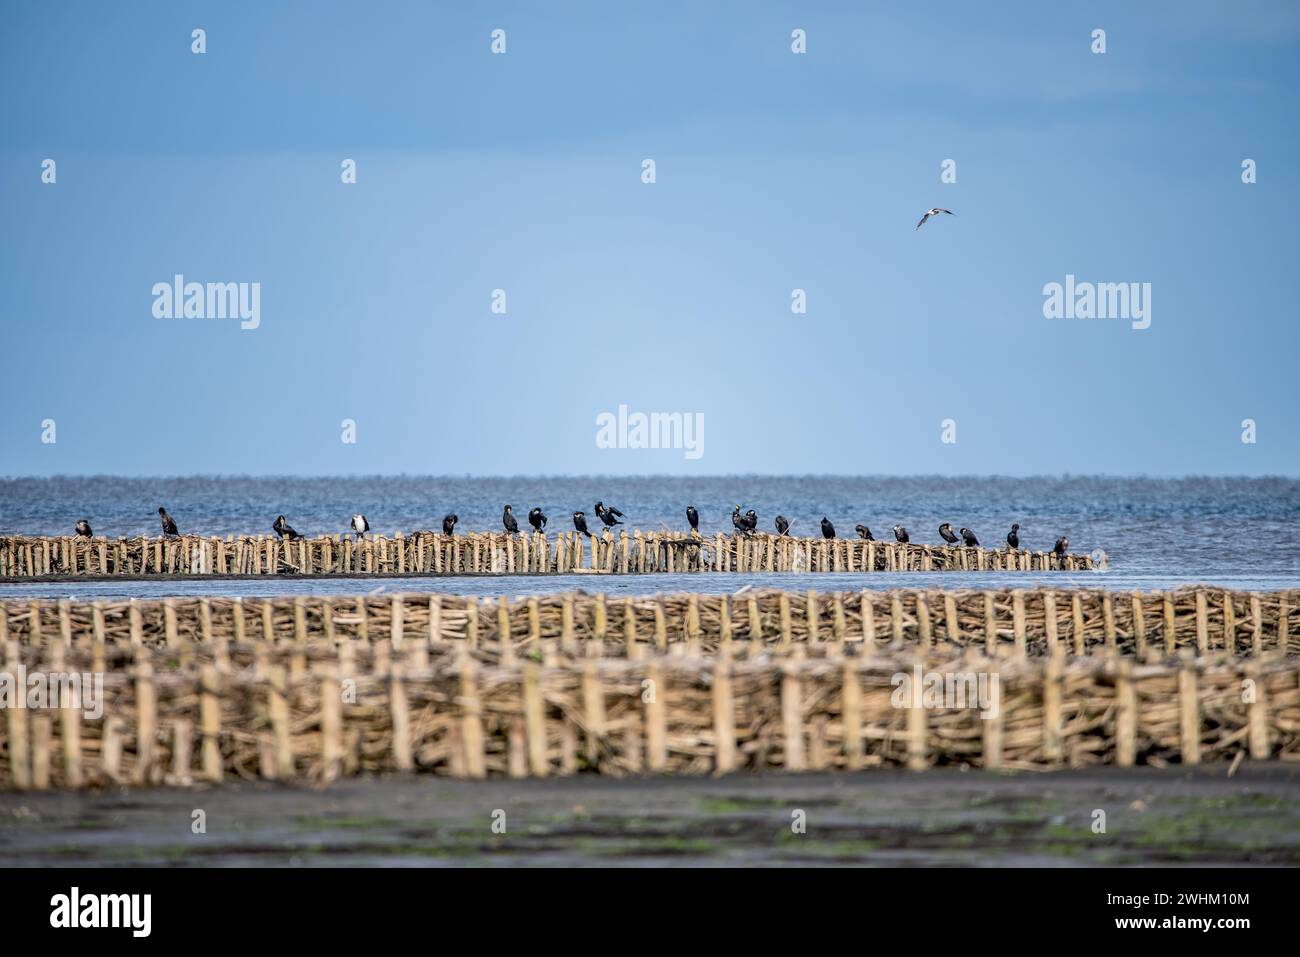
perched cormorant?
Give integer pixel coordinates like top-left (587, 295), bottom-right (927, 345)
top-left (686, 506), bottom-right (699, 532)
top-left (573, 511), bottom-right (592, 537)
top-left (775, 515), bottom-right (790, 536)
top-left (855, 525), bottom-right (873, 541)
top-left (1006, 524), bottom-right (1020, 549)
top-left (938, 523), bottom-right (959, 544)
top-left (820, 517), bottom-right (836, 539)
top-left (75, 520), bottom-right (92, 538)
top-left (503, 504), bottom-right (519, 535)
top-left (1053, 537), bottom-right (1069, 561)
top-left (744, 509), bottom-right (758, 532)
top-left (731, 506), bottom-right (749, 535)
top-left (893, 524), bottom-right (910, 544)
top-left (594, 501), bottom-right (623, 529)
top-left (527, 507), bottom-right (547, 533)
top-left (273, 515), bottom-right (301, 540)
top-left (351, 514), bottom-right (369, 537)
top-left (442, 514), bottom-right (458, 535)
top-left (959, 527), bottom-right (980, 547)
top-left (158, 507), bottom-right (179, 537)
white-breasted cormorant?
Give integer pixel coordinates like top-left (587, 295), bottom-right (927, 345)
top-left (75, 520), bottom-right (93, 537)
top-left (1007, 524), bottom-right (1020, 549)
top-left (351, 514), bottom-right (369, 537)
top-left (273, 515), bottom-right (301, 540)
top-left (893, 524), bottom-right (909, 543)
top-left (528, 507), bottom-right (547, 532)
top-left (442, 514), bottom-right (458, 535)
top-left (158, 507), bottom-right (179, 537)
top-left (820, 517), bottom-right (836, 539)
top-left (959, 527), bottom-right (980, 547)
top-left (938, 523), bottom-right (959, 544)
top-left (573, 511), bottom-right (592, 537)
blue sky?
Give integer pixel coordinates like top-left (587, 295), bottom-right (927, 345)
top-left (1, 1), bottom-right (1298, 477)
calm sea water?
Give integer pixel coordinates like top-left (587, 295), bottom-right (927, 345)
top-left (2, 476), bottom-right (1297, 597)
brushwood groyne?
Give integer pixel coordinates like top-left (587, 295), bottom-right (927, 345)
top-left (0, 530), bottom-right (1094, 579)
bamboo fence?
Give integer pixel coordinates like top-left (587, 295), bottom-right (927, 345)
top-left (3, 588), bottom-right (1295, 663)
top-left (0, 531), bottom-right (1092, 579)
top-left (2, 643), bottom-right (1296, 790)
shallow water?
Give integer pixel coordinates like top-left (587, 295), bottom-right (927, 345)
top-left (2, 475), bottom-right (1298, 596)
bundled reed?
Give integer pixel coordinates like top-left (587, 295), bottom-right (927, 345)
top-left (2, 643), bottom-right (1295, 790)
top-left (0, 530), bottom-right (1092, 579)
top-left (3, 587), bottom-right (1295, 663)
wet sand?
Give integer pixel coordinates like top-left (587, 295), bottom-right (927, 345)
top-left (2, 764), bottom-right (1297, 867)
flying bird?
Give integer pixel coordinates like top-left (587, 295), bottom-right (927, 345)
top-left (351, 514), bottom-right (369, 537)
top-left (893, 524), bottom-right (910, 544)
top-left (573, 511), bottom-right (592, 537)
top-left (273, 515), bottom-right (301, 540)
top-left (959, 527), bottom-right (980, 547)
top-left (775, 515), bottom-right (790, 536)
top-left (528, 507), bottom-right (547, 533)
top-left (1006, 524), bottom-right (1020, 549)
top-left (502, 504), bottom-right (519, 535)
top-left (820, 517), bottom-right (836, 539)
top-left (938, 523), bottom-right (959, 544)
top-left (915, 207), bottom-right (954, 230)
top-left (855, 525), bottom-right (873, 541)
top-left (686, 506), bottom-right (699, 532)
top-left (594, 501), bottom-right (624, 530)
top-left (75, 520), bottom-right (93, 538)
top-left (158, 507), bottom-right (179, 537)
top-left (442, 514), bottom-right (458, 535)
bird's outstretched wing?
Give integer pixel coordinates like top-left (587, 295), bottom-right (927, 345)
top-left (915, 212), bottom-right (931, 230)
top-left (609, 507), bottom-right (624, 518)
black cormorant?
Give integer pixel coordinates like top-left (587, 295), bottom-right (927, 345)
top-left (775, 515), bottom-right (790, 536)
top-left (442, 514), bottom-right (458, 535)
top-left (528, 507), bottom-right (547, 533)
top-left (893, 524), bottom-right (909, 544)
top-left (273, 515), bottom-right (301, 540)
top-left (503, 505), bottom-right (519, 535)
top-left (594, 501), bottom-right (623, 529)
top-left (855, 525), bottom-right (873, 540)
top-left (820, 517), bottom-right (836, 539)
top-left (75, 520), bottom-right (92, 538)
top-left (1007, 524), bottom-right (1020, 549)
top-left (960, 527), bottom-right (980, 547)
top-left (686, 506), bottom-right (699, 532)
top-left (573, 511), bottom-right (592, 537)
top-left (938, 523), bottom-right (959, 544)
top-left (158, 507), bottom-right (179, 537)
